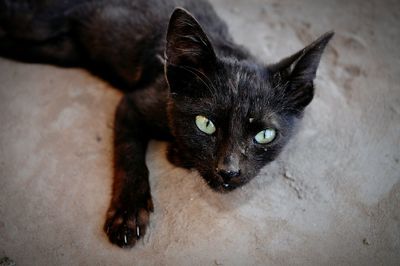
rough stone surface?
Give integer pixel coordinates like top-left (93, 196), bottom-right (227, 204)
top-left (0, 0), bottom-right (399, 265)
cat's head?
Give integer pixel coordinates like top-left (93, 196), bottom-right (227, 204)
top-left (165, 8), bottom-right (333, 192)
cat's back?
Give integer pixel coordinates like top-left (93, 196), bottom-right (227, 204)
top-left (1, 0), bottom-right (229, 41)
top-left (0, 0), bottom-right (233, 89)
top-left (78, 0), bottom-right (231, 46)
top-left (85, 0), bottom-right (227, 35)
top-left (73, 0), bottom-right (232, 86)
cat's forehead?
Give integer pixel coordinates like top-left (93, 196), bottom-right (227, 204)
top-left (213, 60), bottom-right (278, 116)
top-left (223, 60), bottom-right (269, 94)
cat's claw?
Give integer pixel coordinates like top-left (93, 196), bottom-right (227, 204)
top-left (104, 199), bottom-right (153, 248)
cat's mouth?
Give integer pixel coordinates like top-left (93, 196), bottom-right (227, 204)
top-left (202, 172), bottom-right (246, 192)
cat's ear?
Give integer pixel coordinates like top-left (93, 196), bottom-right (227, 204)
top-left (165, 8), bottom-right (216, 96)
top-left (270, 31), bottom-right (334, 113)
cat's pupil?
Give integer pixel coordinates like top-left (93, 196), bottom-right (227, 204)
top-left (195, 115), bottom-right (216, 135)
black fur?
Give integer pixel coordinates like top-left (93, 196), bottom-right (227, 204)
top-left (0, 0), bottom-right (333, 248)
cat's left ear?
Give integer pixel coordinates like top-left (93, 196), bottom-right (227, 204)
top-left (165, 8), bottom-right (217, 96)
top-left (270, 31), bottom-right (334, 113)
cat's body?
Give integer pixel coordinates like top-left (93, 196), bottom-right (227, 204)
top-left (0, 0), bottom-right (248, 88)
top-left (0, 0), bottom-right (333, 248)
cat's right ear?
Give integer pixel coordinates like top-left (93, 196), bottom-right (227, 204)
top-left (165, 8), bottom-right (217, 97)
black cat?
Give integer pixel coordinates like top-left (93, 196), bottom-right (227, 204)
top-left (0, 0), bottom-right (333, 248)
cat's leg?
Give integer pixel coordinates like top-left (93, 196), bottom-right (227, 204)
top-left (104, 95), bottom-right (154, 248)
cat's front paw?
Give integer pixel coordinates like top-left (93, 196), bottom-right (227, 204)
top-left (104, 198), bottom-right (153, 248)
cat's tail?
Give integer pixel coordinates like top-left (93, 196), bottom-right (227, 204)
top-left (0, 0), bottom-right (82, 65)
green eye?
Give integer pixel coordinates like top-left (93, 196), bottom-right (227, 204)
top-left (254, 128), bottom-right (276, 144)
top-left (195, 115), bottom-right (216, 135)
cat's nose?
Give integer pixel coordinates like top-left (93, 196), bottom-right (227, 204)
top-left (217, 154), bottom-right (240, 183)
top-left (217, 169), bottom-right (241, 183)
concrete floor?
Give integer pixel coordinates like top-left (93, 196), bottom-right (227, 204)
top-left (1, 0), bottom-right (399, 265)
